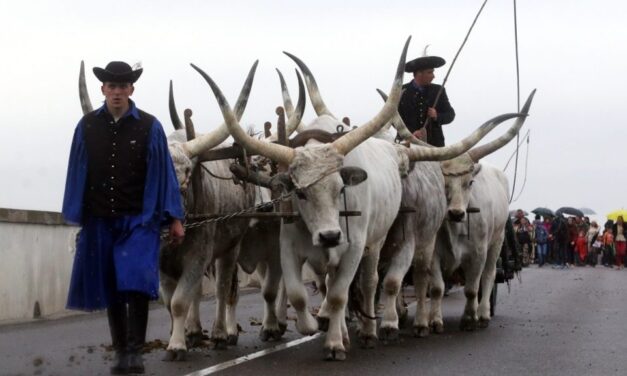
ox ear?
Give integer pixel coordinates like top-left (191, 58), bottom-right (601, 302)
top-left (340, 166), bottom-right (368, 186)
top-left (472, 163), bottom-right (482, 177)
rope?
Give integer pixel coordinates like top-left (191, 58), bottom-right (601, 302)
top-left (503, 129), bottom-right (529, 172)
top-left (512, 132), bottom-right (530, 202)
top-left (425, 0), bottom-right (489, 127)
top-left (509, 0), bottom-right (521, 204)
top-left (200, 163), bottom-right (233, 181)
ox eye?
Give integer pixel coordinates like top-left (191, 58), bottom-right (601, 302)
top-left (295, 190), bottom-right (307, 200)
top-left (469, 180), bottom-right (474, 187)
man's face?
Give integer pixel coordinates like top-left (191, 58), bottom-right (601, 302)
top-left (413, 68), bottom-right (435, 86)
top-left (101, 82), bottom-right (134, 111)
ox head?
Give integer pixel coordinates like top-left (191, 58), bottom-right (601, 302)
top-left (168, 61), bottom-right (259, 191)
top-left (441, 89), bottom-right (537, 222)
top-left (193, 37), bottom-right (411, 247)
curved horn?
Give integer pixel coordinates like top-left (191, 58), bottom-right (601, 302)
top-left (283, 51), bottom-right (335, 118)
top-left (330, 36), bottom-right (411, 156)
top-left (79, 61), bottom-right (93, 115)
top-left (405, 113), bottom-right (524, 161)
top-left (376, 88), bottom-right (421, 140)
top-left (268, 69), bottom-right (306, 142)
top-left (183, 60), bottom-right (259, 157)
top-left (467, 89), bottom-right (537, 162)
top-left (276, 68), bottom-right (307, 134)
top-left (191, 63), bottom-right (295, 165)
top-left (169, 80), bottom-right (183, 130)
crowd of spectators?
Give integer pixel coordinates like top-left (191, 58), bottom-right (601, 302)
top-left (511, 209), bottom-right (627, 270)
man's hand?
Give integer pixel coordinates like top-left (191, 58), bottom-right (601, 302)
top-left (169, 219), bottom-right (185, 246)
top-left (412, 128), bottom-right (427, 141)
top-left (427, 107), bottom-right (438, 120)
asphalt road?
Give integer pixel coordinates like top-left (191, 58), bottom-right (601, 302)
top-left (2, 265), bottom-right (626, 376)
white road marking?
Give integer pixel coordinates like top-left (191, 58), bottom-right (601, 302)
top-left (181, 287), bottom-right (467, 375)
top-left (183, 333), bottom-right (322, 376)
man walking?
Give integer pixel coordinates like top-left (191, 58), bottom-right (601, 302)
top-left (62, 61), bottom-right (185, 374)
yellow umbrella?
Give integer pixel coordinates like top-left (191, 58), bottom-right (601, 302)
top-left (607, 209), bottom-right (627, 222)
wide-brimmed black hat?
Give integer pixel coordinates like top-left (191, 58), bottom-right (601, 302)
top-left (93, 61), bottom-right (143, 83)
top-left (404, 56), bottom-right (446, 73)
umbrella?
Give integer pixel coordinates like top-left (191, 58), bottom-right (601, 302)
top-left (607, 209), bottom-right (627, 222)
top-left (579, 207), bottom-right (596, 215)
top-left (531, 207), bottom-right (554, 217)
top-left (555, 207), bottom-right (584, 217)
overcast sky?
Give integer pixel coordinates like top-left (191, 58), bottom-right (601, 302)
top-left (0, 0), bottom-right (625, 220)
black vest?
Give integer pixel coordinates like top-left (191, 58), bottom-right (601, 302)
top-left (82, 108), bottom-right (154, 217)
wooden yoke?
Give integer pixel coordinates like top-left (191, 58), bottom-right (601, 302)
top-left (275, 106), bottom-right (294, 224)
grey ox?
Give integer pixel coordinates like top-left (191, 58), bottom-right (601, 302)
top-left (429, 90), bottom-right (536, 332)
top-left (195, 36), bottom-right (516, 360)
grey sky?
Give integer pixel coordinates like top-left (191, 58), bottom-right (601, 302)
top-left (0, 0), bottom-right (625, 220)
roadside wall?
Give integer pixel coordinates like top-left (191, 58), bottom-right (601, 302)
top-left (0, 208), bottom-right (262, 324)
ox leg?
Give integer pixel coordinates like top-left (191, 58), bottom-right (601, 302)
top-left (412, 239), bottom-right (436, 338)
top-left (259, 260), bottom-right (284, 342)
top-left (478, 241), bottom-right (501, 327)
top-left (322, 246), bottom-right (363, 361)
top-left (459, 250), bottom-right (486, 331)
top-left (276, 279), bottom-right (288, 335)
top-left (280, 234), bottom-right (318, 335)
top-left (184, 282), bottom-right (205, 347)
top-left (211, 247), bottom-right (240, 349)
top-left (379, 238), bottom-right (414, 343)
top-left (356, 245), bottom-right (381, 349)
top-left (316, 273), bottom-right (331, 332)
top-left (164, 263), bottom-right (206, 361)
top-left (428, 255), bottom-right (445, 334)
top-left (160, 273), bottom-right (177, 336)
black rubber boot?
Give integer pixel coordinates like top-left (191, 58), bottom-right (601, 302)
top-left (107, 298), bottom-right (129, 375)
top-left (127, 292), bottom-right (149, 374)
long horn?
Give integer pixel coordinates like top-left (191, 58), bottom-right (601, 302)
top-left (283, 52), bottom-right (335, 118)
top-left (330, 36), bottom-right (411, 156)
top-left (268, 69), bottom-right (306, 142)
top-left (183, 60), bottom-right (259, 157)
top-left (79, 61), bottom-right (93, 115)
top-left (376, 88), bottom-right (423, 142)
top-left (169, 80), bottom-right (183, 130)
top-left (376, 87), bottom-right (526, 160)
top-left (276, 68), bottom-right (306, 134)
top-left (191, 63), bottom-right (295, 165)
top-left (467, 89), bottom-right (537, 162)
top-left (404, 113), bottom-right (524, 161)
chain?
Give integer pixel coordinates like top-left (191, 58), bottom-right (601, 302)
top-left (160, 191), bottom-right (293, 240)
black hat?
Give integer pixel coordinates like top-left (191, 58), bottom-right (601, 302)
top-left (93, 61), bottom-right (143, 83)
top-left (404, 56), bottom-right (446, 73)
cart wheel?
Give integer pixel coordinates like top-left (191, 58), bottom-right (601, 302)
top-left (489, 283), bottom-right (498, 317)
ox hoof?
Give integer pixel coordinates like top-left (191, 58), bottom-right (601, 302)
top-left (398, 310), bottom-right (410, 328)
top-left (162, 349), bottom-right (187, 362)
top-left (379, 327), bottom-right (400, 343)
top-left (278, 322), bottom-right (288, 335)
top-left (412, 325), bottom-right (430, 338)
top-left (359, 335), bottom-right (377, 349)
top-left (259, 328), bottom-right (283, 342)
top-left (460, 317), bottom-right (477, 331)
top-left (211, 339), bottom-right (228, 350)
top-left (316, 316), bottom-right (330, 332)
top-left (323, 348), bottom-right (347, 361)
top-left (226, 335), bottom-right (239, 346)
top-left (186, 331), bottom-right (207, 348)
top-left (431, 321), bottom-right (444, 334)
top-left (478, 318), bottom-right (490, 328)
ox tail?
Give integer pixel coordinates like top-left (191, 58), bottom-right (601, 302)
top-left (347, 261), bottom-right (378, 321)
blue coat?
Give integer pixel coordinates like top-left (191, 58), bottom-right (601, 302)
top-left (62, 102), bottom-right (184, 311)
